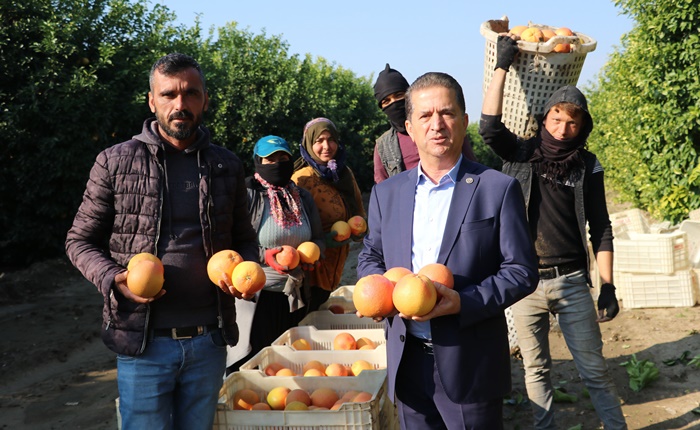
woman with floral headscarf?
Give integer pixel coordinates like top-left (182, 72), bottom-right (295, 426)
top-left (292, 118), bottom-right (366, 312)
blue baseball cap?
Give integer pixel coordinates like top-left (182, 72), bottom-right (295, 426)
top-left (253, 135), bottom-right (292, 158)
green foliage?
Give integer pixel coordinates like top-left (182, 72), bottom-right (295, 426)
top-left (0, 0), bottom-right (204, 266)
top-left (0, 1), bottom-right (386, 266)
top-left (468, 123), bottom-right (502, 170)
top-left (199, 25), bottom-right (384, 191)
top-left (586, 0), bottom-right (700, 223)
top-left (619, 354), bottom-right (660, 392)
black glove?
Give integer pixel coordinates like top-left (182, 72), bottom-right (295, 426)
top-left (325, 230), bottom-right (350, 248)
top-left (495, 35), bottom-right (520, 71)
top-left (597, 283), bottom-right (620, 321)
top-left (264, 247), bottom-right (288, 275)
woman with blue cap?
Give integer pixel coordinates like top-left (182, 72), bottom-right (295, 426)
top-left (226, 135), bottom-right (325, 375)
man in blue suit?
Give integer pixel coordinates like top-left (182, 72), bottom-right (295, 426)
top-left (357, 72), bottom-right (538, 429)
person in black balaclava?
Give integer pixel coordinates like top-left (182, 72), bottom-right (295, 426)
top-left (225, 135), bottom-right (325, 376)
top-left (372, 63), bottom-right (477, 184)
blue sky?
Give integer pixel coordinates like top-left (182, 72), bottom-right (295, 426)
top-left (164, 0), bottom-right (634, 121)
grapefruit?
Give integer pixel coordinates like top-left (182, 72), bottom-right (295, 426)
top-left (266, 386), bottom-right (291, 410)
top-left (296, 241), bottom-right (321, 264)
top-left (417, 263), bottom-right (454, 289)
top-left (347, 215), bottom-right (367, 236)
top-left (353, 274), bottom-right (395, 318)
top-left (392, 274), bottom-right (437, 317)
top-left (127, 252), bottom-right (163, 273)
top-left (310, 387), bottom-right (339, 409)
top-left (126, 260), bottom-right (164, 298)
top-left (207, 249), bottom-right (243, 285)
top-left (232, 388), bottom-right (260, 410)
top-left (331, 221), bottom-right (351, 242)
top-left (333, 332), bottom-right (357, 350)
top-left (520, 27), bottom-right (544, 43)
top-left (275, 245), bottom-right (300, 270)
top-left (231, 261), bottom-right (266, 294)
top-left (383, 266), bottom-right (413, 285)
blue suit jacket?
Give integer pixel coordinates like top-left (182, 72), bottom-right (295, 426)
top-left (357, 158), bottom-right (538, 404)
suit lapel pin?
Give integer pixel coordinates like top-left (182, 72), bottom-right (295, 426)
top-left (466, 177), bottom-right (474, 184)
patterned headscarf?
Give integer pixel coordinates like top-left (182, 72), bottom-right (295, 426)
top-left (294, 117), bottom-right (347, 182)
top-left (293, 117), bottom-right (361, 218)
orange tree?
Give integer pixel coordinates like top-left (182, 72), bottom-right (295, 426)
top-left (585, 0), bottom-right (700, 223)
top-left (0, 0), bottom-right (196, 265)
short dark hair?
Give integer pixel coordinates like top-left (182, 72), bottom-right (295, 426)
top-left (149, 53), bottom-right (206, 92)
top-left (405, 72), bottom-right (466, 120)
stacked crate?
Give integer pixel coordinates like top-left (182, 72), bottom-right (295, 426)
top-left (611, 209), bottom-right (697, 309)
top-left (215, 285), bottom-right (398, 429)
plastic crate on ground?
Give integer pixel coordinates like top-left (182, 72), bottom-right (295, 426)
top-left (480, 17), bottom-right (596, 139)
top-left (617, 270), bottom-right (697, 309)
top-left (215, 369), bottom-right (398, 429)
top-left (272, 326), bottom-right (385, 351)
top-left (239, 345), bottom-right (387, 374)
top-left (680, 220), bottom-right (700, 268)
top-left (319, 295), bottom-right (357, 314)
top-left (330, 285), bottom-right (355, 298)
top-left (614, 231), bottom-right (688, 275)
top-left (609, 208), bottom-right (651, 236)
top-left (300, 310), bottom-right (384, 330)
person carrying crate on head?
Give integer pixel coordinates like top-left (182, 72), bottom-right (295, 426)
top-left (479, 33), bottom-right (626, 430)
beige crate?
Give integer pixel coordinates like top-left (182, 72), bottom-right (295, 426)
top-left (240, 345), bottom-right (387, 374)
top-left (617, 270), bottom-right (698, 309)
top-left (480, 17), bottom-right (596, 138)
top-left (300, 310), bottom-right (384, 330)
top-left (214, 369), bottom-right (398, 429)
top-left (271, 326), bottom-right (385, 351)
top-left (610, 208), bottom-right (651, 236)
top-left (614, 231), bottom-right (688, 274)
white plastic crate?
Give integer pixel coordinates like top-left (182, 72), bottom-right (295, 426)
top-left (330, 285), bottom-right (355, 298)
top-left (617, 270), bottom-right (697, 309)
top-left (319, 295), bottom-right (357, 314)
top-left (610, 208), bottom-right (651, 236)
top-left (480, 17), bottom-right (596, 138)
top-left (214, 369), bottom-right (398, 429)
top-left (300, 310), bottom-right (384, 330)
top-left (680, 220), bottom-right (700, 268)
top-left (272, 326), bottom-right (386, 351)
top-left (239, 345), bottom-right (387, 374)
top-left (614, 231), bottom-right (688, 274)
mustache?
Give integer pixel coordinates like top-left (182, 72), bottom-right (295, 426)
top-left (169, 111), bottom-right (193, 121)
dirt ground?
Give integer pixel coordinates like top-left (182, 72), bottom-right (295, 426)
top-left (2, 242), bottom-right (700, 429)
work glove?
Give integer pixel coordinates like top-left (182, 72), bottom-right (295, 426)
top-left (351, 231), bottom-right (367, 242)
top-left (301, 260), bottom-right (321, 272)
top-left (325, 230), bottom-right (350, 249)
top-left (264, 247), bottom-right (288, 275)
top-left (495, 35), bottom-right (520, 71)
top-left (597, 283), bottom-right (620, 322)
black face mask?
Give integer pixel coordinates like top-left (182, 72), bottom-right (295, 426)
top-left (255, 158), bottom-right (294, 187)
top-left (382, 99), bottom-right (407, 134)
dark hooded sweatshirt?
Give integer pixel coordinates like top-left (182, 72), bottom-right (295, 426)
top-left (478, 85), bottom-right (613, 271)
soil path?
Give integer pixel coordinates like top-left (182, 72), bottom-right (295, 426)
top-left (2, 246), bottom-right (700, 429)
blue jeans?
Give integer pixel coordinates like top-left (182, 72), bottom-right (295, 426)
top-left (117, 329), bottom-right (227, 430)
top-left (511, 269), bottom-right (627, 430)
